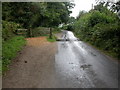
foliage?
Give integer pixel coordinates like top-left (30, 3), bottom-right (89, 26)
top-left (61, 24), bottom-right (75, 31)
top-left (53, 27), bottom-right (61, 33)
top-left (2, 21), bottom-right (21, 41)
top-left (74, 5), bottom-right (120, 59)
top-left (2, 36), bottom-right (26, 73)
top-left (91, 23), bottom-right (119, 51)
top-left (95, 0), bottom-right (120, 12)
top-left (2, 2), bottom-right (74, 28)
top-left (66, 17), bottom-right (75, 31)
top-left (61, 17), bottom-right (75, 31)
top-left (67, 24), bottom-right (75, 31)
top-left (76, 10), bottom-right (87, 20)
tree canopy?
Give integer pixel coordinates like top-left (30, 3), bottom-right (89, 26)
top-left (2, 2), bottom-right (74, 28)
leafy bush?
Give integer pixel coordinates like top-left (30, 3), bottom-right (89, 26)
top-left (2, 21), bottom-right (21, 41)
top-left (2, 36), bottom-right (26, 72)
top-left (74, 8), bottom-right (120, 59)
top-left (88, 11), bottom-right (116, 27)
top-left (91, 23), bottom-right (119, 50)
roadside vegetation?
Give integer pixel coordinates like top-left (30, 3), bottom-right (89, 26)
top-left (2, 36), bottom-right (26, 73)
top-left (73, 1), bottom-right (120, 60)
top-left (2, 21), bottom-right (26, 73)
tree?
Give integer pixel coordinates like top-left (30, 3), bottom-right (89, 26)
top-left (2, 2), bottom-right (74, 27)
top-left (95, 0), bottom-right (120, 12)
top-left (41, 2), bottom-right (74, 38)
top-left (76, 10), bottom-right (86, 20)
top-left (2, 2), bottom-right (46, 28)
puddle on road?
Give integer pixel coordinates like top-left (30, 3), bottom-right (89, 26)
top-left (80, 64), bottom-right (92, 70)
top-left (90, 52), bottom-right (97, 56)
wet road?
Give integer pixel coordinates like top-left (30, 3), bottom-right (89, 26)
top-left (55, 31), bottom-right (118, 88)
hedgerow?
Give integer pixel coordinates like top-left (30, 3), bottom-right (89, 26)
top-left (74, 9), bottom-right (120, 59)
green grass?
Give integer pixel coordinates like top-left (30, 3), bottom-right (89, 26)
top-left (47, 35), bottom-right (56, 42)
top-left (2, 36), bottom-right (26, 73)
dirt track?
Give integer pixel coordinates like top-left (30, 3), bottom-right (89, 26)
top-left (3, 37), bottom-right (57, 88)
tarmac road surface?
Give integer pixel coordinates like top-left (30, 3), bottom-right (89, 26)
top-left (55, 30), bottom-right (118, 88)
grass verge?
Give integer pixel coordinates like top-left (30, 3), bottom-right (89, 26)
top-left (47, 35), bottom-right (56, 42)
top-left (2, 36), bottom-right (26, 73)
top-left (74, 33), bottom-right (119, 60)
top-left (79, 38), bottom-right (119, 61)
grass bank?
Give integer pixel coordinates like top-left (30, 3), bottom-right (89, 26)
top-left (75, 34), bottom-right (119, 61)
top-left (2, 36), bottom-right (26, 73)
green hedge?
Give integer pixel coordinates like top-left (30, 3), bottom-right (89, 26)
top-left (2, 21), bottom-right (21, 41)
top-left (74, 10), bottom-right (120, 59)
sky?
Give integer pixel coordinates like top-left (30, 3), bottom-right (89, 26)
top-left (70, 0), bottom-right (96, 18)
top-left (70, 0), bottom-right (119, 18)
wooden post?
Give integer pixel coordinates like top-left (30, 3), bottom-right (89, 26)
top-left (28, 28), bottom-right (31, 37)
top-left (49, 28), bottom-right (52, 39)
top-left (14, 29), bottom-right (18, 35)
top-left (30, 28), bottom-right (32, 37)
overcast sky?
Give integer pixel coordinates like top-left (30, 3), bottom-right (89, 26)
top-left (70, 0), bottom-right (119, 18)
top-left (70, 0), bottom-right (96, 18)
